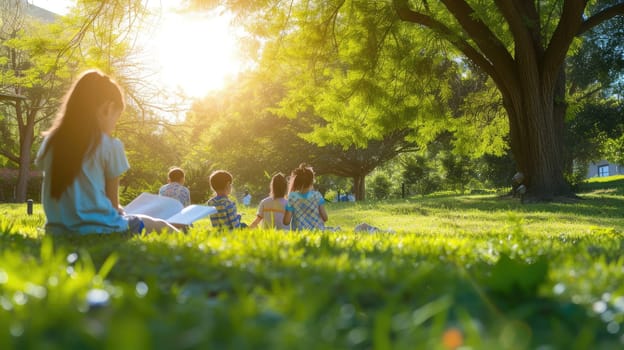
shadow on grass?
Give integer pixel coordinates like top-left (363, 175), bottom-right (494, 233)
top-left (346, 192), bottom-right (624, 229)
top-left (577, 177), bottom-right (624, 196)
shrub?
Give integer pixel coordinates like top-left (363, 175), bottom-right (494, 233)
top-left (371, 174), bottom-right (392, 200)
top-left (324, 189), bottom-right (337, 202)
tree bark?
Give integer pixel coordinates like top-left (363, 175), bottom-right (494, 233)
top-left (504, 67), bottom-right (571, 200)
top-left (353, 174), bottom-right (366, 201)
top-left (14, 100), bottom-right (35, 203)
top-left (15, 151), bottom-right (32, 202)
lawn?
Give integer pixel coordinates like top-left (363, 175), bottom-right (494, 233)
top-left (0, 177), bottom-right (623, 349)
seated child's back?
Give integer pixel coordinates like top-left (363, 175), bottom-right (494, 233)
top-left (206, 170), bottom-right (243, 230)
top-left (250, 173), bottom-right (289, 230)
top-left (159, 167), bottom-right (190, 206)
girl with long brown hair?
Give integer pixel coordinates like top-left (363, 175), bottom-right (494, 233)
top-left (249, 173), bottom-right (289, 230)
top-left (36, 69), bottom-right (177, 234)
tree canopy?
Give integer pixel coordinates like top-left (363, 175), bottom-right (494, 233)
top-left (193, 0), bottom-right (624, 201)
top-left (2, 0), bottom-right (624, 203)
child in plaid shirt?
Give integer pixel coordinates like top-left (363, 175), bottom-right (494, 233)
top-left (206, 170), bottom-right (246, 230)
top-left (283, 164), bottom-right (328, 230)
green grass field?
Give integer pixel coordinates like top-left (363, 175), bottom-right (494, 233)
top-left (0, 177), bottom-right (623, 349)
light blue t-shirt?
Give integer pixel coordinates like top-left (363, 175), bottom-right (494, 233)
top-left (36, 134), bottom-right (130, 235)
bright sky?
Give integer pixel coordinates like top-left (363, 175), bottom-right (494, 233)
top-left (30, 0), bottom-right (243, 98)
top-left (150, 10), bottom-right (242, 97)
top-left (30, 0), bottom-right (72, 15)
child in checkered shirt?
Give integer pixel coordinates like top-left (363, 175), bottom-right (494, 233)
top-left (206, 170), bottom-right (246, 230)
top-left (282, 164), bottom-right (328, 230)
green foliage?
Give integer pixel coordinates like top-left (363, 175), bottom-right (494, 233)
top-left (368, 145), bottom-right (515, 199)
top-left (400, 154), bottom-right (441, 196)
top-left (186, 73), bottom-right (315, 197)
top-left (324, 189), bottom-right (338, 202)
top-left (565, 100), bottom-right (624, 167)
top-left (117, 120), bottom-right (185, 203)
top-left (568, 13), bottom-right (624, 95)
top-left (443, 66), bottom-right (508, 158)
top-left (564, 98), bottom-right (623, 189)
top-left (188, 73), bottom-right (415, 201)
top-left (237, 0), bottom-right (508, 160)
top-left (0, 7), bottom-right (76, 174)
top-left (603, 134), bottom-right (624, 166)
top-left (440, 151), bottom-right (475, 194)
top-left (370, 173), bottom-right (392, 200)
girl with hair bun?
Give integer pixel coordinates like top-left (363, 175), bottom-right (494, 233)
top-left (282, 163), bottom-right (328, 230)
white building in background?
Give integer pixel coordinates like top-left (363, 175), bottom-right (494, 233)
top-left (587, 160), bottom-right (624, 178)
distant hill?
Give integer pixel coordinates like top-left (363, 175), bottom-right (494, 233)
top-left (21, 0), bottom-right (59, 23)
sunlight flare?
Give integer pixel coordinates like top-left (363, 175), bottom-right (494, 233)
top-left (152, 11), bottom-right (242, 97)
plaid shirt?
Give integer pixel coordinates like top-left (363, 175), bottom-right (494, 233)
top-left (206, 195), bottom-right (241, 230)
top-left (285, 191), bottom-right (325, 230)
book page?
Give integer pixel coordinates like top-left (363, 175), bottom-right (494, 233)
top-left (166, 205), bottom-right (217, 225)
top-left (124, 193), bottom-right (183, 220)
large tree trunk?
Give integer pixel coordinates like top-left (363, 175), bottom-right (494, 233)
top-left (353, 174), bottom-right (366, 201)
top-left (505, 68), bottom-right (572, 201)
top-left (392, 0), bottom-right (624, 201)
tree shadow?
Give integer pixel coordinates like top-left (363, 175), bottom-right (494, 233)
top-left (577, 178), bottom-right (624, 196)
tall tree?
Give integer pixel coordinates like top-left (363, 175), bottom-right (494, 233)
top-left (0, 0), bottom-right (72, 202)
top-left (195, 0), bottom-right (624, 201)
top-left (0, 0), bottom-right (171, 202)
top-left (384, 1), bottom-right (623, 200)
top-left (310, 130), bottom-right (417, 200)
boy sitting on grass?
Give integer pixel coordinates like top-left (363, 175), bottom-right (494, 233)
top-left (159, 166), bottom-right (190, 206)
top-left (206, 170), bottom-right (246, 230)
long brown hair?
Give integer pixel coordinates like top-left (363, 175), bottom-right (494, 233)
top-left (270, 173), bottom-right (287, 198)
top-left (42, 70), bottom-right (125, 199)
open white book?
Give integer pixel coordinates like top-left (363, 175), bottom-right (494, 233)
top-left (124, 193), bottom-right (217, 226)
